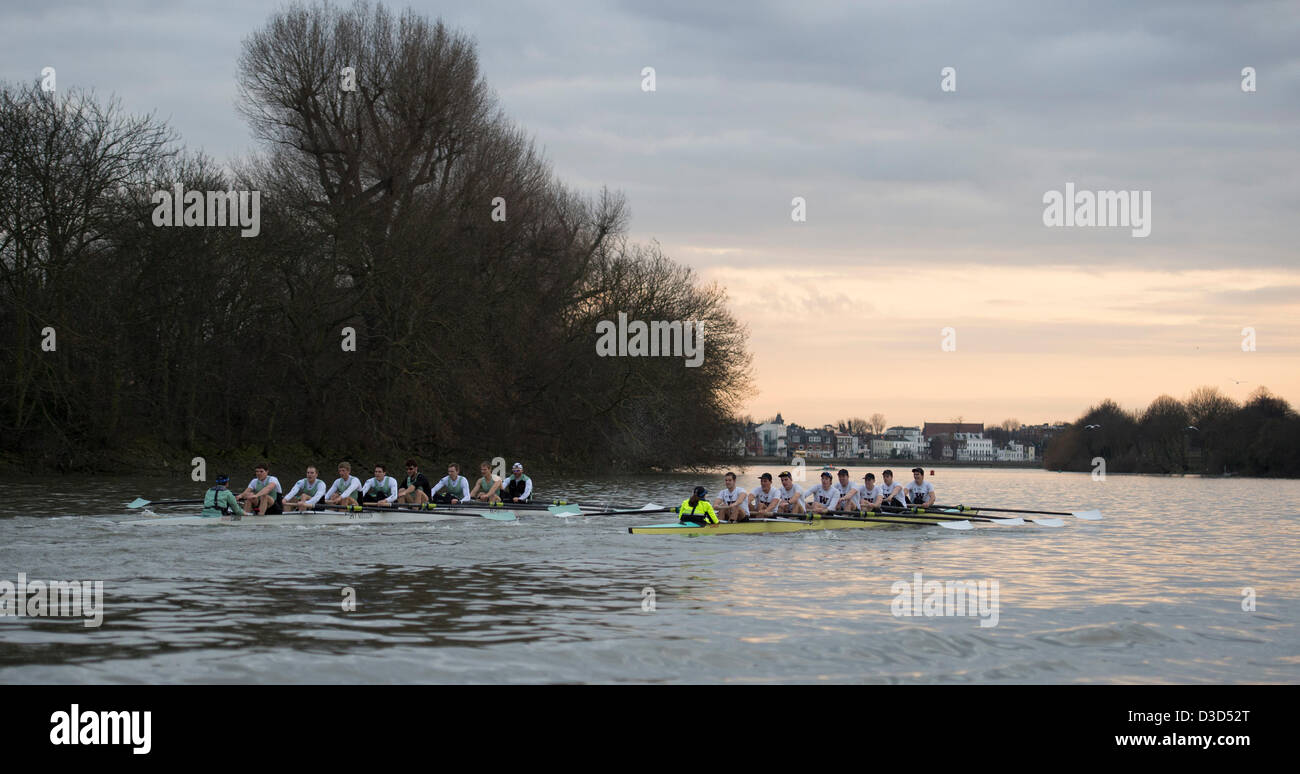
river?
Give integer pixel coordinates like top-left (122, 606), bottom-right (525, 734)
top-left (1, 467), bottom-right (1297, 683)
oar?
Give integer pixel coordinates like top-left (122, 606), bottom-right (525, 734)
top-left (127, 497), bottom-right (204, 509)
top-left (869, 506), bottom-right (1032, 526)
top-left (311, 502), bottom-right (517, 521)
top-left (824, 508), bottom-right (1029, 527)
top-left (548, 503), bottom-right (667, 517)
top-left (873, 504), bottom-right (1066, 530)
top-left (867, 504), bottom-right (1060, 527)
top-left (807, 513), bottom-right (973, 531)
top-left (931, 503), bottom-right (1100, 521)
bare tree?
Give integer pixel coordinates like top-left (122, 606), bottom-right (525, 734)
top-left (868, 413), bottom-right (887, 435)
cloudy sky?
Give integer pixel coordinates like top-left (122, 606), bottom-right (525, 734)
top-left (5, 0), bottom-right (1298, 427)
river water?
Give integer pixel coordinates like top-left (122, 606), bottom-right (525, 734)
top-left (1, 467), bottom-right (1297, 684)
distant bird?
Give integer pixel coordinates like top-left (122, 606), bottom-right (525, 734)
top-left (1185, 426), bottom-right (1199, 432)
top-left (1229, 377), bottom-right (1249, 385)
top-left (1084, 424), bottom-right (1101, 430)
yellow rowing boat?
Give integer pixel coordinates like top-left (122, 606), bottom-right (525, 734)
top-left (628, 509), bottom-right (977, 536)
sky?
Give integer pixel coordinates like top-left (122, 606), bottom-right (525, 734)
top-left (4, 0), bottom-right (1298, 428)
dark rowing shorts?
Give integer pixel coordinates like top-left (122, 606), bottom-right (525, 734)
top-left (360, 492), bottom-right (388, 504)
top-left (265, 492), bottom-right (283, 515)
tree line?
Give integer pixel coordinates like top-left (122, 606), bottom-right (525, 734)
top-left (1043, 387), bottom-right (1300, 476)
top-left (0, 1), bottom-right (752, 472)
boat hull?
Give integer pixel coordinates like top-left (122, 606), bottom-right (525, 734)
top-left (122, 510), bottom-right (472, 526)
top-left (628, 509), bottom-right (975, 536)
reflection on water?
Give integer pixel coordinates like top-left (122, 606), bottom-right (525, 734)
top-left (1, 469), bottom-right (1298, 683)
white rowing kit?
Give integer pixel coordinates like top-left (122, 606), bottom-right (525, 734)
top-left (751, 486), bottom-right (780, 508)
top-left (879, 482), bottom-right (906, 506)
top-left (906, 480), bottom-right (935, 505)
top-left (361, 475), bottom-right (399, 503)
top-left (806, 484), bottom-right (839, 509)
top-left (775, 483), bottom-right (803, 508)
top-left (328, 476), bottom-right (361, 500)
top-left (431, 475), bottom-right (471, 500)
top-left (285, 478), bottom-right (326, 506)
top-left (717, 485), bottom-right (749, 515)
top-left (245, 475), bottom-right (282, 495)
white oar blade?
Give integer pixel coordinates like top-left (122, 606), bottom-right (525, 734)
top-left (639, 503), bottom-right (663, 511)
top-left (1031, 517), bottom-right (1066, 527)
top-left (1072, 509), bottom-right (1103, 520)
top-left (938, 520), bottom-right (973, 530)
top-left (127, 498), bottom-right (150, 509)
top-left (985, 517), bottom-right (1025, 526)
top-left (548, 505), bottom-right (582, 516)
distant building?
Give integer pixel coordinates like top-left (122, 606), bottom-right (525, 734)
top-left (835, 433), bottom-right (855, 458)
top-left (754, 420), bottom-right (787, 457)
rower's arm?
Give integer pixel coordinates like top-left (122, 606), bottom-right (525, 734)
top-left (429, 478), bottom-right (444, 497)
top-left (304, 486), bottom-right (325, 507)
top-left (285, 482), bottom-right (302, 500)
top-left (224, 491), bottom-right (247, 517)
top-left (383, 478), bottom-right (398, 504)
top-left (521, 477), bottom-right (533, 500)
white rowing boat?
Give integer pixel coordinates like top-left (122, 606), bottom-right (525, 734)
top-left (120, 497), bottom-right (669, 526)
top-left (121, 508), bottom-right (515, 526)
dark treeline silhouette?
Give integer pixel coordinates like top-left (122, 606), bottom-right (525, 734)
top-left (0, 1), bottom-right (752, 472)
top-left (1043, 387), bottom-right (1300, 476)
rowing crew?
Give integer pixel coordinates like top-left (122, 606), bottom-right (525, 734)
top-left (675, 467), bottom-right (936, 524)
top-left (202, 460), bottom-right (535, 518)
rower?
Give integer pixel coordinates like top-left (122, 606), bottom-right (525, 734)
top-left (749, 472), bottom-right (781, 515)
top-left (283, 466), bottom-right (326, 512)
top-left (805, 471), bottom-right (840, 514)
top-left (430, 463), bottom-right (471, 504)
top-left (773, 471), bottom-right (805, 514)
top-left (203, 474), bottom-right (247, 519)
top-left (856, 472), bottom-right (883, 511)
top-left (470, 461), bottom-right (501, 502)
top-left (878, 469), bottom-right (907, 510)
top-left (833, 468), bottom-right (857, 510)
top-left (905, 467), bottom-right (936, 509)
top-left (397, 459), bottom-right (432, 505)
top-left (498, 462), bottom-right (533, 503)
top-left (677, 486), bottom-right (719, 525)
top-left (236, 463), bottom-right (283, 515)
top-left (325, 462), bottom-right (363, 507)
top-left (713, 471), bottom-right (749, 522)
top-left (360, 464), bottom-right (399, 507)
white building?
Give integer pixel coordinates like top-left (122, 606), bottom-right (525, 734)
top-left (995, 441), bottom-right (1036, 461)
top-left (755, 421), bottom-right (787, 457)
top-left (871, 437), bottom-right (924, 458)
top-left (954, 435), bottom-right (995, 462)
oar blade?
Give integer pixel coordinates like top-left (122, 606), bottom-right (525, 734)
top-left (127, 498), bottom-right (151, 509)
top-left (639, 503), bottom-right (664, 511)
top-left (1031, 517), bottom-right (1066, 527)
top-left (548, 504), bottom-right (582, 516)
top-left (481, 511), bottom-right (517, 521)
top-left (985, 517), bottom-right (1025, 526)
top-left (938, 520), bottom-right (973, 530)
top-left (1072, 509), bottom-right (1103, 520)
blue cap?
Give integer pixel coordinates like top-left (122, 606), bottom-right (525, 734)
top-left (215, 474), bottom-right (230, 484)
top-left (693, 486), bottom-right (707, 497)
